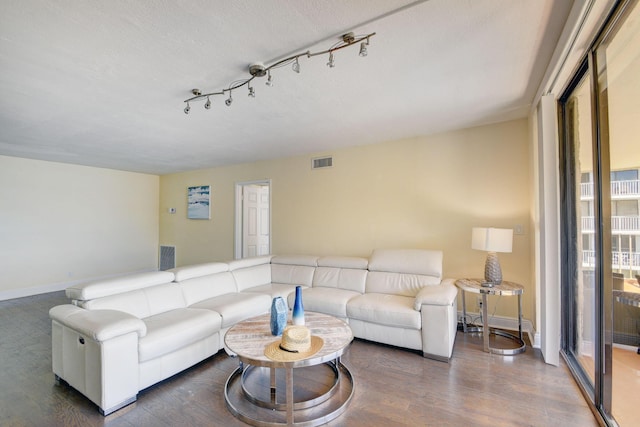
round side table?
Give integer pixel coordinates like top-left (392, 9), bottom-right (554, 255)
top-left (455, 278), bottom-right (526, 355)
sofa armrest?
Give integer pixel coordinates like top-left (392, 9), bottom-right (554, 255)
top-left (50, 304), bottom-right (146, 342)
top-left (414, 279), bottom-right (458, 310)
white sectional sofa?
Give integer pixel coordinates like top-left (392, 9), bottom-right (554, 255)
top-left (49, 249), bottom-right (457, 415)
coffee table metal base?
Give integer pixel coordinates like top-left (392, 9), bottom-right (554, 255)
top-left (225, 358), bottom-right (354, 427)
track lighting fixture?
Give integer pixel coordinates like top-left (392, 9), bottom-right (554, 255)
top-left (183, 31), bottom-right (375, 112)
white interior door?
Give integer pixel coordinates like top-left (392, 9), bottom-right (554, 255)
top-left (239, 183), bottom-right (270, 258)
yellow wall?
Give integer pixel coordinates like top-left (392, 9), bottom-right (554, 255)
top-left (160, 119), bottom-right (533, 321)
top-left (0, 156), bottom-right (159, 298)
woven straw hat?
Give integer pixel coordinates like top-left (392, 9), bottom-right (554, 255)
top-left (264, 325), bottom-right (324, 362)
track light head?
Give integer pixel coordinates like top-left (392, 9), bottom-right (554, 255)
top-left (292, 58), bottom-right (300, 74)
top-left (359, 42), bottom-right (368, 57)
top-left (184, 102), bottom-right (190, 114)
top-left (225, 93), bottom-right (233, 106)
top-left (327, 52), bottom-right (335, 68)
top-left (204, 96), bottom-right (211, 109)
top-left (266, 70), bottom-right (273, 86)
top-left (248, 85), bottom-right (255, 97)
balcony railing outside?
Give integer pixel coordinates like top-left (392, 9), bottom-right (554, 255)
top-left (581, 216), bottom-right (640, 233)
top-left (581, 179), bottom-right (640, 199)
top-left (582, 250), bottom-right (640, 272)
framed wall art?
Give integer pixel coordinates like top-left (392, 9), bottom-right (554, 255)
top-left (187, 185), bottom-right (211, 220)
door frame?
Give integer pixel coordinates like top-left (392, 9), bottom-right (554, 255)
top-left (234, 179), bottom-right (271, 260)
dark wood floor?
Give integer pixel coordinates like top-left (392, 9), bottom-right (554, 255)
top-left (0, 292), bottom-right (598, 427)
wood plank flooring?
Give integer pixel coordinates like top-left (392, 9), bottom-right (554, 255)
top-left (0, 292), bottom-right (598, 426)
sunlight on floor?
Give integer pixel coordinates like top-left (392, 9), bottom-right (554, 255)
top-left (612, 346), bottom-right (640, 427)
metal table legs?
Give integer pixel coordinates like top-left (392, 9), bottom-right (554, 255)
top-left (460, 291), bottom-right (526, 355)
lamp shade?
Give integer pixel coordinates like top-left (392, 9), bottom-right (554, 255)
top-left (471, 227), bottom-right (513, 253)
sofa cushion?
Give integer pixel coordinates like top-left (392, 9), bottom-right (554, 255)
top-left (242, 283), bottom-right (301, 300)
top-left (313, 264), bottom-right (367, 293)
top-left (347, 294), bottom-right (421, 330)
top-left (231, 263), bottom-right (271, 292)
top-left (368, 249), bottom-right (442, 277)
top-left (177, 271), bottom-right (238, 306)
top-left (227, 255), bottom-right (273, 271)
top-left (288, 287), bottom-right (360, 318)
top-left (190, 293), bottom-right (271, 328)
top-left (365, 271), bottom-right (440, 297)
top-left (271, 264), bottom-right (316, 287)
top-left (66, 271), bottom-right (175, 302)
top-left (170, 262), bottom-right (229, 282)
top-left (138, 308), bottom-right (221, 362)
top-left (271, 255), bottom-right (318, 267)
top-left (317, 256), bottom-right (368, 269)
top-left (269, 255), bottom-right (318, 289)
top-left (82, 283), bottom-right (187, 319)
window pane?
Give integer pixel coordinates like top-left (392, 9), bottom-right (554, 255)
top-left (567, 71), bottom-right (597, 386)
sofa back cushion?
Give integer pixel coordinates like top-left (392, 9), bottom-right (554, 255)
top-left (82, 283), bottom-right (187, 319)
top-left (170, 262), bottom-right (228, 282)
top-left (65, 271), bottom-right (175, 302)
top-left (366, 249), bottom-right (442, 296)
top-left (177, 271), bottom-right (238, 306)
top-left (366, 272), bottom-right (439, 297)
top-left (270, 255), bottom-right (318, 287)
top-left (313, 256), bottom-right (368, 293)
top-left (228, 255), bottom-right (273, 291)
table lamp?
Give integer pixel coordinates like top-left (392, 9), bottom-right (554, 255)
top-left (472, 227), bottom-right (513, 286)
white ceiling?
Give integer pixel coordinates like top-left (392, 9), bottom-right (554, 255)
top-left (0, 0), bottom-right (573, 175)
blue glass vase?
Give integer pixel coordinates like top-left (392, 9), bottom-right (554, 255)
top-left (292, 285), bottom-right (305, 326)
top-left (270, 297), bottom-right (287, 336)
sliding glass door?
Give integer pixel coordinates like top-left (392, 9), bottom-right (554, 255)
top-left (560, 1), bottom-right (640, 425)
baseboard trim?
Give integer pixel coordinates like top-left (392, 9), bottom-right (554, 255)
top-left (0, 268), bottom-right (156, 301)
top-left (0, 281), bottom-right (69, 301)
top-left (457, 310), bottom-right (538, 349)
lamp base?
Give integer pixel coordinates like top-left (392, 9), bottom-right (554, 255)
top-left (484, 252), bottom-right (502, 285)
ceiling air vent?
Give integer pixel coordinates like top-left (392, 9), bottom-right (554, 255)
top-left (312, 156), bottom-right (333, 170)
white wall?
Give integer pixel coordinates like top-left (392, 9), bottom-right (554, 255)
top-left (0, 156), bottom-right (160, 299)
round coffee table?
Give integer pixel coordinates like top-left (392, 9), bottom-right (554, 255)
top-left (224, 311), bottom-right (354, 427)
